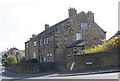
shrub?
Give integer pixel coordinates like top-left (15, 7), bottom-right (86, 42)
top-left (79, 35), bottom-right (120, 54)
top-left (7, 55), bottom-right (18, 64)
top-left (2, 58), bottom-right (7, 67)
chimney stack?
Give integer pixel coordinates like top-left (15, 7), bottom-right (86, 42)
top-left (87, 11), bottom-right (94, 22)
top-left (68, 7), bottom-right (77, 19)
top-left (32, 33), bottom-right (36, 38)
top-left (45, 24), bottom-right (49, 30)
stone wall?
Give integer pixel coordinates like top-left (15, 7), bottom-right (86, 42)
top-left (9, 49), bottom-right (119, 73)
top-left (9, 63), bottom-right (40, 73)
top-left (67, 49), bottom-right (119, 72)
top-left (9, 62), bottom-right (56, 73)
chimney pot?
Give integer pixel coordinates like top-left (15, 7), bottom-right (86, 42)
top-left (68, 7), bottom-right (77, 18)
top-left (45, 24), bottom-right (49, 30)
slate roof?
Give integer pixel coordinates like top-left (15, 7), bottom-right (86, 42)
top-left (38, 18), bottom-right (69, 36)
top-left (7, 47), bottom-right (19, 55)
top-left (109, 31), bottom-right (120, 39)
top-left (94, 22), bottom-right (106, 34)
top-left (66, 40), bottom-right (88, 48)
top-left (114, 31), bottom-right (120, 36)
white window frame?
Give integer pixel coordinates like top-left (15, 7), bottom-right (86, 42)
top-left (44, 38), bottom-right (46, 45)
top-left (80, 23), bottom-right (88, 29)
top-left (76, 33), bottom-right (82, 40)
top-left (40, 39), bottom-right (42, 45)
top-left (43, 37), bottom-right (49, 45)
top-left (46, 37), bottom-right (49, 44)
top-left (47, 53), bottom-right (49, 56)
top-left (33, 41), bottom-right (37, 47)
top-left (43, 57), bottom-right (46, 62)
top-left (34, 53), bottom-right (36, 58)
top-left (50, 53), bottom-right (52, 56)
top-left (26, 43), bottom-right (28, 48)
top-left (14, 52), bottom-right (16, 56)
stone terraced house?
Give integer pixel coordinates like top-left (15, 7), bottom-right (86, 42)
top-left (25, 8), bottom-right (106, 70)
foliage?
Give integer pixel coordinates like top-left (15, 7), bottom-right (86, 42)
top-left (2, 58), bottom-right (7, 66)
top-left (79, 35), bottom-right (120, 54)
top-left (7, 55), bottom-right (19, 64)
top-left (2, 57), bottom-right (7, 61)
top-left (2, 58), bottom-right (7, 63)
top-left (16, 57), bottom-right (20, 63)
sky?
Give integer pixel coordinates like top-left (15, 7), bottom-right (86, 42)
top-left (0, 0), bottom-right (119, 51)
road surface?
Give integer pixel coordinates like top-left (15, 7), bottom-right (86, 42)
top-left (1, 70), bottom-right (120, 79)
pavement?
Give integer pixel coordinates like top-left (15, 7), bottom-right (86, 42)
top-left (53, 67), bottom-right (120, 77)
top-left (2, 70), bottom-right (119, 79)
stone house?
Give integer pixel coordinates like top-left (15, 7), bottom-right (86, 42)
top-left (7, 47), bottom-right (25, 60)
top-left (25, 8), bottom-right (106, 71)
top-left (7, 47), bottom-right (19, 55)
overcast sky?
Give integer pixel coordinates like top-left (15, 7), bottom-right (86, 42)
top-left (0, 0), bottom-right (119, 51)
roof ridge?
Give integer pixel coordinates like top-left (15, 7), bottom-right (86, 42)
top-left (38, 18), bottom-right (69, 36)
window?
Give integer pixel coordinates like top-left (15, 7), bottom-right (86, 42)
top-left (72, 49), bottom-right (77, 54)
top-left (50, 58), bottom-right (53, 61)
top-left (46, 38), bottom-right (49, 44)
top-left (80, 23), bottom-right (88, 29)
top-left (50, 57), bottom-right (54, 62)
top-left (55, 41), bottom-right (58, 48)
top-left (26, 43), bottom-right (28, 48)
top-left (47, 58), bottom-right (50, 61)
top-left (34, 53), bottom-right (36, 58)
top-left (43, 57), bottom-right (46, 62)
top-left (44, 38), bottom-right (46, 44)
top-left (33, 41), bottom-right (37, 47)
top-left (76, 33), bottom-right (82, 40)
top-left (14, 52), bottom-right (16, 56)
top-left (50, 53), bottom-right (52, 56)
top-left (40, 39), bottom-right (42, 45)
top-left (43, 37), bottom-right (49, 45)
top-left (47, 53), bottom-right (49, 56)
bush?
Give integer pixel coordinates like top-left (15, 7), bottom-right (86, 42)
top-left (7, 55), bottom-right (18, 64)
top-left (2, 58), bottom-right (7, 67)
top-left (79, 35), bottom-right (120, 54)
top-left (16, 57), bottom-right (20, 63)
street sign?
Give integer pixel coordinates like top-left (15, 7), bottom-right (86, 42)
top-left (86, 62), bottom-right (92, 64)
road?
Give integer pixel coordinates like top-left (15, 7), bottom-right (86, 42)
top-left (0, 62), bottom-right (3, 81)
top-left (1, 70), bottom-right (119, 79)
top-left (15, 72), bottom-right (118, 79)
top-left (2, 72), bottom-right (119, 79)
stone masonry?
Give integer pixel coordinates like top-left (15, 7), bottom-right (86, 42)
top-left (25, 8), bottom-right (106, 71)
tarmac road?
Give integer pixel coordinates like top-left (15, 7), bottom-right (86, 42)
top-left (1, 69), bottom-right (119, 79)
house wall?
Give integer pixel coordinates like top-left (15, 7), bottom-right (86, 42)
top-left (25, 8), bottom-right (106, 71)
top-left (25, 36), bottom-right (38, 60)
top-left (38, 32), bottom-right (56, 63)
top-left (54, 11), bottom-right (106, 71)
